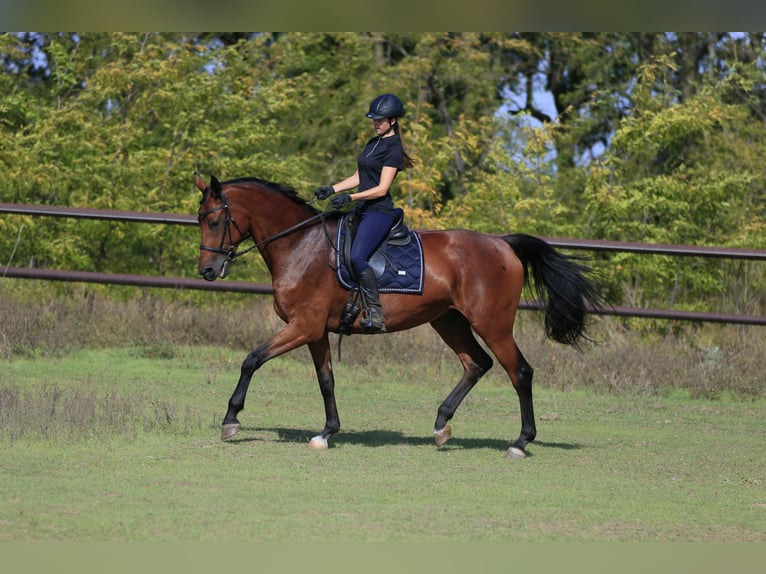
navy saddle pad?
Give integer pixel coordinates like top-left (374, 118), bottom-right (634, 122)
top-left (335, 217), bottom-right (424, 295)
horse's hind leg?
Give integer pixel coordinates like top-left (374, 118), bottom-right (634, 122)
top-left (479, 333), bottom-right (536, 458)
top-left (430, 310), bottom-right (494, 447)
top-left (505, 345), bottom-right (535, 458)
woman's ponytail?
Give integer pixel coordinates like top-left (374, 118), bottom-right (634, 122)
top-left (394, 123), bottom-right (416, 170)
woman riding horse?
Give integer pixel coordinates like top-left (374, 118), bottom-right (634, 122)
top-left (314, 94), bottom-right (415, 333)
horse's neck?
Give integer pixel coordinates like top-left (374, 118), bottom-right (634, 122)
top-left (236, 187), bottom-right (313, 243)
top-left (259, 210), bottom-right (334, 280)
top-left (232, 186), bottom-right (324, 274)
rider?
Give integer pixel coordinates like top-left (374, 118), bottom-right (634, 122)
top-left (315, 93), bottom-right (414, 333)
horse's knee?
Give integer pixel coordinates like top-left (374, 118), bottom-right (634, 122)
top-left (242, 348), bottom-right (269, 373)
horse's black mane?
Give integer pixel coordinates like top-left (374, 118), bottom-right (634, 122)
top-left (223, 176), bottom-right (319, 215)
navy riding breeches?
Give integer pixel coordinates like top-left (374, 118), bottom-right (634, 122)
top-left (350, 210), bottom-right (395, 275)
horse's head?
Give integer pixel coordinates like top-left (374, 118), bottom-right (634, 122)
top-left (196, 173), bottom-right (249, 281)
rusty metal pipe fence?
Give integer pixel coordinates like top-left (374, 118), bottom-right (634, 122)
top-left (1, 202), bottom-right (764, 326)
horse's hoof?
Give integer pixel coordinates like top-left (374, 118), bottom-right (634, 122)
top-left (434, 425), bottom-right (452, 447)
top-left (308, 435), bottom-right (329, 450)
top-left (221, 423), bottom-right (241, 441)
top-left (506, 446), bottom-right (527, 459)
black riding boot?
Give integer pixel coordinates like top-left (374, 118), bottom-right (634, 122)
top-left (357, 267), bottom-right (385, 333)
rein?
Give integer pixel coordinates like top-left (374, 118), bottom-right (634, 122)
top-left (255, 211), bottom-right (331, 250)
top-left (199, 188), bottom-right (335, 263)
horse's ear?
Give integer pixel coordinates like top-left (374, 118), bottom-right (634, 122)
top-left (209, 175), bottom-right (222, 200)
top-left (195, 172), bottom-right (207, 193)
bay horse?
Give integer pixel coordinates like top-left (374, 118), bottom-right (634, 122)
top-left (195, 174), bottom-right (601, 458)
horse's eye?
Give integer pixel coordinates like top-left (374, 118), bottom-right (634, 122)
top-left (209, 220), bottom-right (221, 229)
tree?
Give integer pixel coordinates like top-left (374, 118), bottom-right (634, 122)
top-left (583, 54), bottom-right (766, 313)
top-left (1, 32), bottom-right (763, 318)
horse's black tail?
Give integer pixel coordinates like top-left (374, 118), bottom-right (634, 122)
top-left (504, 233), bottom-right (602, 347)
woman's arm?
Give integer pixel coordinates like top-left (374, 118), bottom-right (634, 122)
top-left (331, 171), bottom-right (360, 193)
top-left (348, 166), bottom-right (397, 201)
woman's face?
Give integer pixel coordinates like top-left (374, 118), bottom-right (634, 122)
top-left (372, 117), bottom-right (394, 136)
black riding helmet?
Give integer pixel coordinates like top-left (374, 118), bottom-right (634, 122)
top-left (365, 94), bottom-right (404, 120)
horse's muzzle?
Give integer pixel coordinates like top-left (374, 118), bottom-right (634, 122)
top-left (200, 258), bottom-right (230, 281)
top-left (200, 267), bottom-right (218, 282)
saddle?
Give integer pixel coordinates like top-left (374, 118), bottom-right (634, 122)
top-left (335, 208), bottom-right (425, 335)
top-left (341, 208), bottom-right (411, 283)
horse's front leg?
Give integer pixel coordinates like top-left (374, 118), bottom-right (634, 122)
top-left (306, 334), bottom-right (340, 450)
top-left (220, 340), bottom-right (272, 440)
top-left (221, 324), bottom-right (310, 441)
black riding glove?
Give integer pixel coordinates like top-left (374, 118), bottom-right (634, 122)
top-left (331, 193), bottom-right (352, 209)
top-left (315, 186), bottom-right (334, 200)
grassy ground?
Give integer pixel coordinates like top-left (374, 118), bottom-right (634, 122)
top-left (1, 286), bottom-right (764, 543)
top-left (1, 346), bottom-right (764, 542)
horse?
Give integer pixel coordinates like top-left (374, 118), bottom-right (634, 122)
top-left (195, 173), bottom-right (601, 458)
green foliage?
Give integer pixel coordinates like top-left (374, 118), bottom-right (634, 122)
top-left (583, 54), bottom-right (766, 311)
top-left (1, 33), bottom-right (764, 318)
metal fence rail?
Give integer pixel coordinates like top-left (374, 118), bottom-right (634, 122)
top-left (3, 265), bottom-right (763, 326)
top-left (1, 265), bottom-right (273, 294)
top-left (2, 202), bottom-right (764, 325)
top-left (0, 202), bottom-right (197, 225)
top-left (2, 202), bottom-right (764, 260)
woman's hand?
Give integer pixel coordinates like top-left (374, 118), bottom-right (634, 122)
top-left (314, 186), bottom-right (334, 200)
top-left (331, 193), bottom-right (352, 209)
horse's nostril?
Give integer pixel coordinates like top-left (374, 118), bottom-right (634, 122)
top-left (201, 268), bottom-right (217, 281)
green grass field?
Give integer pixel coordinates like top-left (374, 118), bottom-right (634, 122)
top-left (2, 346), bottom-right (764, 542)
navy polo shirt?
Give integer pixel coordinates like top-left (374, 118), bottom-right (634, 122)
top-left (355, 134), bottom-right (403, 215)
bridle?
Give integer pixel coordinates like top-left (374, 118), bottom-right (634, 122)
top-left (198, 188), bottom-right (257, 263)
top-left (198, 187), bottom-right (334, 264)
